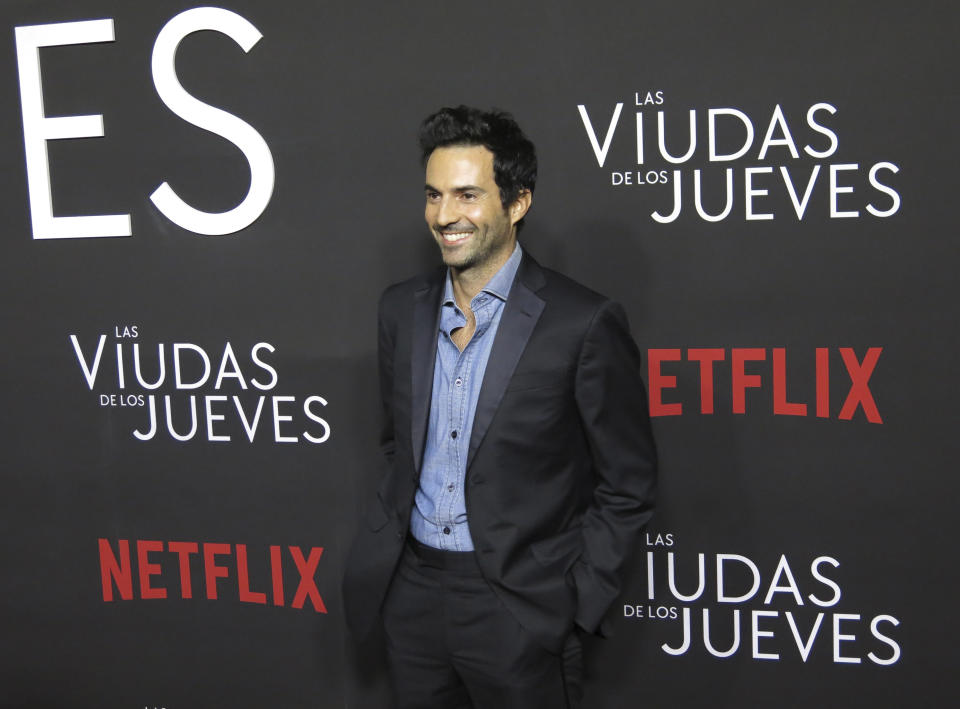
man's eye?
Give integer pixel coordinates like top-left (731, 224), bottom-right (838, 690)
top-left (426, 192), bottom-right (440, 201)
top-left (461, 193), bottom-right (477, 201)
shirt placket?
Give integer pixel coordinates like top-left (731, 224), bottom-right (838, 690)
top-left (443, 343), bottom-right (470, 549)
top-left (446, 296), bottom-right (491, 550)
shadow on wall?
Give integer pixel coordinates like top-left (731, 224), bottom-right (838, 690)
top-left (522, 217), bottom-right (656, 328)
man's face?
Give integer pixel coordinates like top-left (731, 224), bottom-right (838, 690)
top-left (424, 145), bottom-right (520, 274)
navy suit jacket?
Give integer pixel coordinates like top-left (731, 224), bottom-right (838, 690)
top-left (343, 252), bottom-right (657, 652)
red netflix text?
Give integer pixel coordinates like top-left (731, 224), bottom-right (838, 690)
top-left (647, 347), bottom-right (882, 423)
top-left (98, 538), bottom-right (327, 612)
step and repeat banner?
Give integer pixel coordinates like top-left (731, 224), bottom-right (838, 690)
top-left (1, 1), bottom-right (955, 707)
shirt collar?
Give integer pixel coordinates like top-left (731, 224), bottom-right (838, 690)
top-left (442, 242), bottom-right (523, 307)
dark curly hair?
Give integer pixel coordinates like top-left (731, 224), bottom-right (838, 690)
top-left (419, 106), bottom-right (537, 226)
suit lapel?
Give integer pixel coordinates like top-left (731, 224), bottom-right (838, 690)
top-left (411, 273), bottom-right (443, 472)
top-left (466, 256), bottom-right (546, 470)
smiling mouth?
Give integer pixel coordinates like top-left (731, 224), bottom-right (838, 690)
top-left (439, 230), bottom-right (473, 244)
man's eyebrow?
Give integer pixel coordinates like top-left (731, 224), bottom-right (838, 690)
top-left (423, 184), bottom-right (487, 193)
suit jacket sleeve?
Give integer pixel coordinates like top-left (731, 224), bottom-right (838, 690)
top-left (378, 289), bottom-right (397, 469)
top-left (341, 289), bottom-right (400, 638)
top-left (571, 300), bottom-right (658, 634)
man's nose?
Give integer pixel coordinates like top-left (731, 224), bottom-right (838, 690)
top-left (436, 196), bottom-right (458, 226)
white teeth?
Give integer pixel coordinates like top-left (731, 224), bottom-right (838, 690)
top-left (441, 232), bottom-right (471, 243)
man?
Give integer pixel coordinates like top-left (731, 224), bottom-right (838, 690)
top-left (343, 106), bottom-right (657, 708)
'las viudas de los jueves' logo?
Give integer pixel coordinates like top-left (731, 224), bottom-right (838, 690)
top-left (624, 532), bottom-right (901, 666)
top-left (70, 325), bottom-right (330, 444)
top-left (577, 91), bottom-right (900, 223)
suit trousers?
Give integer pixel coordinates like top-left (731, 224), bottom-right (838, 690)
top-left (382, 538), bottom-right (582, 709)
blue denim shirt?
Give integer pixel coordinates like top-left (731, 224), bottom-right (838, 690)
top-left (410, 244), bottom-right (523, 550)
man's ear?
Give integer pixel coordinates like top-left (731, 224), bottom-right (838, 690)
top-left (509, 189), bottom-right (532, 226)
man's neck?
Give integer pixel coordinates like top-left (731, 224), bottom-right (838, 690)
top-left (450, 240), bottom-right (517, 308)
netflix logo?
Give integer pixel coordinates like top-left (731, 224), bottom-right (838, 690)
top-left (98, 538), bottom-right (327, 612)
top-left (646, 347), bottom-right (882, 423)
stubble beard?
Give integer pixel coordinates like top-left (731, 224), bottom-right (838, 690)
top-left (435, 219), bottom-right (513, 277)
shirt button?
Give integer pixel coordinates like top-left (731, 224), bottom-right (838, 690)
top-left (443, 526), bottom-right (451, 535)
top-left (447, 483), bottom-right (455, 491)
top-left (450, 430), bottom-right (458, 439)
top-left (455, 377), bottom-right (463, 387)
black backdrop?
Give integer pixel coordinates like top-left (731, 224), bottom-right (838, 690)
top-left (1, 1), bottom-right (956, 707)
